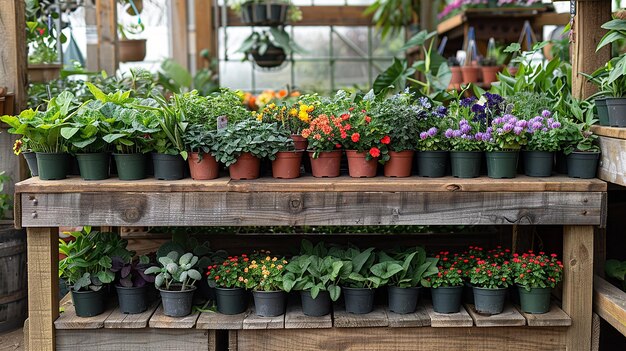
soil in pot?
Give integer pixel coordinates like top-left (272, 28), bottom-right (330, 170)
top-left (450, 151), bottom-right (482, 178)
top-left (461, 66), bottom-right (480, 84)
top-left (431, 286), bottom-right (463, 313)
top-left (481, 66), bottom-right (501, 85)
top-left (343, 287), bottom-right (374, 314)
top-left (72, 288), bottom-right (106, 317)
top-left (229, 152), bottom-right (261, 180)
top-left (416, 151), bottom-right (448, 178)
top-left (188, 152), bottom-right (220, 180)
top-left (301, 290), bottom-right (331, 317)
top-left (253, 290), bottom-right (286, 317)
top-left (518, 286), bottom-right (551, 314)
top-left (76, 153), bottom-right (110, 180)
top-left (566, 152), bottom-right (600, 179)
top-left (388, 286), bottom-right (420, 314)
top-left (116, 285), bottom-right (148, 314)
top-left (595, 98), bottom-right (610, 126)
top-left (486, 151), bottom-right (519, 179)
top-left (384, 150), bottom-right (414, 177)
top-left (215, 287), bottom-right (248, 315)
top-left (523, 151), bottom-right (554, 177)
top-left (113, 153), bottom-right (147, 180)
top-left (23, 152), bottom-right (39, 177)
top-left (606, 98), bottom-right (626, 127)
top-left (158, 285), bottom-right (197, 317)
top-left (473, 287), bottom-right (507, 315)
top-left (309, 151), bottom-right (341, 178)
top-left (346, 150), bottom-right (378, 178)
top-left (152, 153), bottom-right (185, 180)
top-left (36, 152), bottom-right (67, 180)
top-left (272, 151), bottom-right (303, 179)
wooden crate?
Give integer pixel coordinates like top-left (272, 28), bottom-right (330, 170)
top-left (592, 126), bottom-right (626, 187)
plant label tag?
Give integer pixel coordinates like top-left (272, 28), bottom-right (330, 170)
top-left (217, 116), bottom-right (228, 130)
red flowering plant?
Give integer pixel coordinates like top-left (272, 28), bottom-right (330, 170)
top-left (468, 260), bottom-right (513, 289)
top-left (511, 251), bottom-right (563, 291)
top-left (423, 266), bottom-right (464, 288)
top-left (301, 114), bottom-right (347, 158)
top-left (339, 106), bottom-right (391, 161)
top-left (206, 255), bottom-right (250, 289)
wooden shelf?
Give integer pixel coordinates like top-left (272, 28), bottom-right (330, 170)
top-left (590, 126), bottom-right (626, 187)
top-left (437, 7), bottom-right (549, 35)
top-left (594, 275), bottom-right (626, 337)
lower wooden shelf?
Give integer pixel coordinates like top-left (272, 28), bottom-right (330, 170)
top-left (594, 275), bottom-right (626, 337)
top-left (54, 294), bottom-right (572, 351)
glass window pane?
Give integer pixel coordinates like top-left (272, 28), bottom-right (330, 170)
top-left (332, 27), bottom-right (369, 58)
top-left (220, 27), bottom-right (253, 60)
top-left (253, 63), bottom-right (293, 91)
top-left (333, 61), bottom-right (370, 91)
top-left (293, 61), bottom-right (331, 93)
top-left (293, 27), bottom-right (331, 58)
top-left (219, 61), bottom-right (253, 91)
top-left (371, 29), bottom-right (405, 57)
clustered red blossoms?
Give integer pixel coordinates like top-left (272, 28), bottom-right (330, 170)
top-left (425, 265), bottom-right (464, 289)
top-left (512, 251), bottom-right (564, 290)
top-left (469, 259), bottom-right (513, 289)
top-left (206, 255), bottom-right (250, 289)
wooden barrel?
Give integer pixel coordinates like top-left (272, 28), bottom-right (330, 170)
top-left (0, 224), bottom-right (27, 332)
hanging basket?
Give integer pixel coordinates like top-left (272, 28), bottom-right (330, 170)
top-left (250, 45), bottom-right (287, 69)
top-left (119, 39), bottom-right (147, 62)
top-left (241, 3), bottom-right (289, 26)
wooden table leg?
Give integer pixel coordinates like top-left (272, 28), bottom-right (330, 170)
top-left (563, 225), bottom-right (594, 351)
top-left (27, 227), bottom-right (59, 351)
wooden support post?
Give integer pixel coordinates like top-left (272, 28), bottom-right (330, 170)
top-left (571, 0), bottom-right (612, 99)
top-left (27, 227), bottom-right (59, 351)
top-left (593, 227), bottom-right (606, 277)
top-left (84, 2), bottom-right (100, 72)
top-left (96, 0), bottom-right (118, 75)
top-left (171, 0), bottom-right (189, 69)
top-left (562, 225), bottom-right (594, 351)
top-left (195, 0), bottom-right (218, 72)
top-left (0, 0), bottom-right (27, 112)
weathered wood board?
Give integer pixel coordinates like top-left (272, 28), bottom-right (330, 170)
top-left (333, 306), bottom-right (388, 328)
top-left (104, 301), bottom-right (159, 329)
top-left (465, 304), bottom-right (526, 327)
top-left (518, 304), bottom-right (572, 327)
top-left (423, 301), bottom-right (473, 327)
top-left (386, 305), bottom-right (431, 328)
top-left (594, 275), bottom-right (626, 337)
top-left (284, 304), bottom-right (332, 329)
top-left (242, 306), bottom-right (285, 330)
top-left (55, 328), bottom-right (211, 351)
top-left (595, 135), bottom-right (626, 187)
top-left (196, 310), bottom-right (248, 330)
top-left (148, 305), bottom-right (200, 329)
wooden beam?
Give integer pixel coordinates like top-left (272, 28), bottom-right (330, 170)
top-left (194, 0), bottom-right (218, 71)
top-left (0, 0), bottom-right (27, 112)
top-left (56, 329), bottom-right (211, 351)
top-left (171, 0), bottom-right (189, 69)
top-left (562, 225), bottom-right (594, 351)
top-left (219, 6), bottom-right (372, 27)
top-left (96, 0), bottom-right (118, 74)
top-left (572, 0), bottom-right (612, 99)
top-left (27, 227), bottom-right (59, 351)
top-left (594, 275), bottom-right (626, 337)
top-left (84, 2), bottom-right (99, 72)
top-left (595, 135), bottom-right (626, 187)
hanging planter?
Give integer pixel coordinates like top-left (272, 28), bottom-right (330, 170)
top-left (240, 2), bottom-right (289, 26)
top-left (250, 45), bottom-right (287, 69)
top-left (27, 64), bottom-right (63, 83)
top-left (119, 39), bottom-right (147, 62)
top-left (239, 29), bottom-right (304, 69)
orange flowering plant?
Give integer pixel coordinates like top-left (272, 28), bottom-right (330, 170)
top-left (206, 255), bottom-right (250, 289)
top-left (511, 251), bottom-right (563, 291)
top-left (301, 114), bottom-right (348, 158)
top-left (468, 260), bottom-right (513, 289)
top-left (244, 252), bottom-right (288, 292)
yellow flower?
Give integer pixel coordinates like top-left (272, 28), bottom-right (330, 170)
top-left (268, 103), bottom-right (276, 109)
top-left (289, 108), bottom-right (298, 116)
top-left (265, 256), bottom-right (271, 261)
top-left (251, 260), bottom-right (256, 265)
top-left (283, 260), bottom-right (288, 264)
top-left (299, 104), bottom-right (308, 111)
top-left (244, 268), bottom-right (249, 273)
top-left (244, 279), bottom-right (248, 283)
top-left (271, 264), bottom-right (275, 268)
top-left (307, 106), bottom-right (315, 113)
top-left (298, 110), bottom-right (309, 122)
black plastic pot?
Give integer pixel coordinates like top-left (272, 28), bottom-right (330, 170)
top-left (416, 151), bottom-right (449, 178)
top-left (301, 290), bottom-right (331, 317)
top-left (76, 153), bottom-right (110, 180)
top-left (518, 286), bottom-right (551, 314)
top-left (36, 152), bottom-right (67, 180)
top-left (215, 287), bottom-right (248, 315)
top-left (251, 45), bottom-right (287, 68)
top-left (72, 288), bottom-right (106, 317)
top-left (252, 4), bottom-right (268, 24)
top-left (473, 286), bottom-right (507, 315)
top-left (450, 151), bottom-right (482, 178)
top-left (388, 286), bottom-right (420, 314)
top-left (152, 153), bottom-right (185, 180)
top-left (268, 4), bottom-right (288, 25)
top-left (486, 151), bottom-right (519, 179)
top-left (606, 98), bottom-right (626, 127)
top-left (158, 286), bottom-right (196, 317)
top-left (113, 153), bottom-right (147, 180)
top-left (523, 151), bottom-right (554, 177)
top-left (595, 98), bottom-right (610, 126)
top-left (566, 152), bottom-right (600, 179)
top-left (431, 286), bottom-right (463, 314)
top-left (555, 151), bottom-right (568, 175)
top-left (116, 285), bottom-right (148, 314)
top-left (23, 151), bottom-right (39, 177)
top-left (253, 290), bottom-right (286, 317)
top-left (343, 287), bottom-right (374, 314)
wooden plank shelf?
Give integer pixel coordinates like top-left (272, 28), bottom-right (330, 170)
top-left (465, 304), bottom-right (526, 327)
top-left (591, 126), bottom-right (626, 187)
top-left (593, 275), bottom-right (626, 337)
top-left (437, 7), bottom-right (549, 35)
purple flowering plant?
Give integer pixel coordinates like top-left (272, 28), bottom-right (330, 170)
top-left (484, 114), bottom-right (528, 151)
top-left (416, 125), bottom-right (449, 151)
top-left (525, 110), bottom-right (562, 152)
top-left (444, 119), bottom-right (485, 152)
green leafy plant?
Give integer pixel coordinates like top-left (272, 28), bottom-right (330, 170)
top-left (512, 251), bottom-right (563, 291)
top-left (590, 17), bottom-right (626, 98)
top-left (156, 233), bottom-right (227, 274)
top-left (376, 247), bottom-right (438, 288)
top-left (237, 28), bottom-right (305, 59)
top-left (606, 259), bottom-right (626, 292)
top-left (137, 92), bottom-right (189, 158)
top-left (333, 247), bottom-right (381, 289)
top-left (110, 255), bottom-right (155, 288)
top-left (560, 100), bottom-right (600, 155)
top-left (369, 92), bottom-right (426, 152)
top-left (525, 110), bottom-right (562, 152)
top-left (157, 57), bottom-right (219, 96)
top-left (283, 254), bottom-right (344, 301)
top-left (145, 251), bottom-right (202, 291)
top-left (365, 0), bottom-right (419, 40)
top-left (183, 124), bottom-right (217, 159)
top-left (26, 0), bottom-right (66, 64)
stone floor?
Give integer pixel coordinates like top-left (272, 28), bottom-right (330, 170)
top-left (0, 327), bottom-right (24, 351)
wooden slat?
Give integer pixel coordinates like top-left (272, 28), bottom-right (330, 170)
top-left (465, 304), bottom-right (526, 327)
top-left (171, 0), bottom-right (189, 69)
top-left (54, 296), bottom-right (115, 330)
top-left (242, 306), bottom-right (285, 330)
top-left (595, 135), bottom-right (626, 187)
top-left (0, 0), bottom-right (27, 111)
top-left (14, 176), bottom-right (606, 194)
top-left (518, 304), bottom-right (572, 327)
top-left (593, 275), bottom-right (626, 337)
top-left (103, 300), bottom-right (159, 329)
top-left (423, 301), bottom-right (473, 327)
top-left (194, 0), bottom-right (217, 71)
top-left (148, 305), bottom-right (200, 329)
top-left (55, 328), bottom-right (210, 351)
top-left (220, 6), bottom-right (372, 27)
top-left (591, 126), bottom-right (626, 140)
top-left (196, 310), bottom-right (248, 330)
top-left (95, 0), bottom-right (118, 74)
top-left (386, 304), bottom-right (431, 328)
top-left (284, 304), bottom-right (332, 329)
top-left (333, 306), bottom-right (388, 328)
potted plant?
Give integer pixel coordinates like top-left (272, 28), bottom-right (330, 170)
top-left (301, 113), bottom-right (346, 178)
top-left (206, 255), bottom-right (250, 315)
top-left (230, 0), bottom-right (302, 26)
top-left (416, 125), bottom-right (449, 178)
top-left (12, 138), bottom-right (38, 177)
top-left (110, 255), bottom-right (155, 314)
top-left (245, 254), bottom-right (288, 317)
top-left (445, 114), bottom-right (485, 178)
top-left (370, 92), bottom-right (422, 177)
top-left (379, 247), bottom-right (438, 314)
top-left (469, 260), bottom-right (513, 315)
top-left (484, 114), bottom-right (528, 178)
top-left (512, 251), bottom-right (563, 314)
top-left (523, 110), bottom-right (561, 177)
top-left (448, 57), bottom-right (463, 90)
top-left (145, 251), bottom-right (202, 317)
top-left (283, 254), bottom-right (344, 316)
top-left (285, 96), bottom-right (318, 149)
top-left (118, 0), bottom-right (147, 63)
top-left (237, 28), bottom-right (305, 68)
top-left (562, 106), bottom-right (601, 179)
top-left (479, 41), bottom-right (506, 85)
top-left (341, 103), bottom-right (389, 178)
top-left (26, 3), bottom-right (64, 83)
top-left (184, 124), bottom-right (220, 180)
top-left (594, 17), bottom-right (626, 127)
top-left (335, 247), bottom-right (378, 314)
top-left (58, 227), bottom-right (133, 317)
top-left (424, 265), bottom-right (465, 314)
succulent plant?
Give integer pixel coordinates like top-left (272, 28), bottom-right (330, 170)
top-left (145, 251), bottom-right (202, 291)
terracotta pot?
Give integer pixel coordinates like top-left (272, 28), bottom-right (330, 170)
top-left (28, 64), bottom-right (62, 83)
top-left (449, 66), bottom-right (463, 89)
top-left (290, 135), bottom-right (308, 151)
top-left (481, 66), bottom-right (501, 85)
top-left (461, 66), bottom-right (480, 84)
top-left (119, 39), bottom-right (147, 62)
top-left (346, 150), bottom-right (378, 178)
top-left (384, 150), bottom-right (414, 177)
top-left (507, 66), bottom-right (519, 76)
top-left (272, 151), bottom-right (303, 179)
top-left (308, 150), bottom-right (341, 178)
top-left (229, 152), bottom-right (260, 180)
top-left (188, 152), bottom-right (220, 180)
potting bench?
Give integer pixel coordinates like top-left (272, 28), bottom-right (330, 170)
top-left (15, 175), bottom-right (606, 351)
